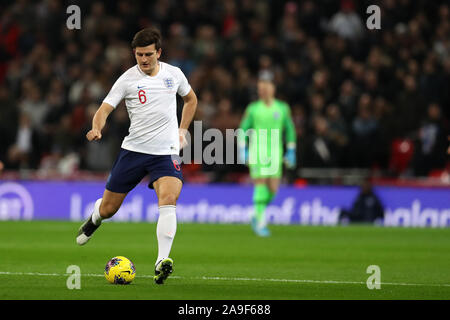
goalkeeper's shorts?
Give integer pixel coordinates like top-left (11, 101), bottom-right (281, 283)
top-left (248, 155), bottom-right (283, 179)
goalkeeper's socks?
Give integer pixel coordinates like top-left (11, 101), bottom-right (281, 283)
top-left (253, 184), bottom-right (274, 228)
top-left (156, 205), bottom-right (177, 265)
top-left (91, 198), bottom-right (103, 226)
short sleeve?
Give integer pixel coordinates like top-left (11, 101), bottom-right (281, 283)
top-left (103, 75), bottom-right (127, 108)
top-left (176, 68), bottom-right (191, 97)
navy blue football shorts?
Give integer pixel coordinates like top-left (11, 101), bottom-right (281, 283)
top-left (105, 148), bottom-right (183, 193)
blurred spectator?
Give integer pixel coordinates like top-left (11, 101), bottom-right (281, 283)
top-left (308, 92), bottom-right (326, 123)
top-left (337, 79), bottom-right (359, 122)
top-left (412, 103), bottom-right (448, 176)
top-left (6, 112), bottom-right (40, 169)
top-left (362, 69), bottom-right (381, 97)
top-left (340, 180), bottom-right (384, 224)
top-left (372, 96), bottom-right (396, 169)
top-left (210, 97), bottom-right (240, 133)
top-left (303, 116), bottom-right (337, 167)
top-left (80, 104), bottom-right (115, 172)
top-left (351, 94), bottom-right (378, 167)
top-left (195, 90), bottom-right (216, 129)
top-left (326, 103), bottom-right (349, 166)
top-left (395, 74), bottom-right (426, 137)
top-left (282, 59), bottom-right (309, 106)
top-left (328, 0), bottom-right (364, 41)
top-left (68, 69), bottom-right (104, 105)
top-left (18, 81), bottom-right (49, 130)
top-left (50, 113), bottom-right (76, 155)
top-left (0, 85), bottom-right (19, 156)
top-left (419, 57), bottom-right (445, 104)
top-left (298, 0), bottom-right (323, 38)
top-left (232, 65), bottom-right (253, 110)
top-left (307, 69), bottom-right (332, 103)
top-left (292, 104), bottom-right (307, 139)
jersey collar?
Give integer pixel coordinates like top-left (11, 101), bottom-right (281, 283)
top-left (137, 61), bottom-right (162, 78)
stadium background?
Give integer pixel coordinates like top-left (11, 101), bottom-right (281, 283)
top-left (0, 0), bottom-right (448, 181)
top-left (0, 0), bottom-right (449, 223)
top-left (0, 0), bottom-right (449, 301)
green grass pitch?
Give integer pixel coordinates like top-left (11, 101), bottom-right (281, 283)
top-left (0, 220), bottom-right (449, 300)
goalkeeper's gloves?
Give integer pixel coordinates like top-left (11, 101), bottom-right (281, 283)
top-left (238, 145), bottom-right (249, 165)
top-left (284, 145), bottom-right (297, 169)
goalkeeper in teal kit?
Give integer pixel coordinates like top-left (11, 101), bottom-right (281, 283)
top-left (238, 71), bottom-right (297, 236)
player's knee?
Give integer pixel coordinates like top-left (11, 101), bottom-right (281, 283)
top-left (268, 186), bottom-right (278, 196)
top-left (158, 193), bottom-right (178, 206)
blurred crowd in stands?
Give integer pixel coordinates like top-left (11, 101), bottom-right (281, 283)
top-left (0, 0), bottom-right (449, 183)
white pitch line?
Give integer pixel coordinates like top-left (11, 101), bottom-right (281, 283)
top-left (197, 276), bottom-right (450, 287)
top-left (0, 271), bottom-right (449, 288)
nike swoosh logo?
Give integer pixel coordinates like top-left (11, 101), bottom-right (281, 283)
top-left (137, 86), bottom-right (144, 89)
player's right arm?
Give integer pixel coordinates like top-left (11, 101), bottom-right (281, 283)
top-left (87, 70), bottom-right (127, 141)
top-left (237, 104), bottom-right (254, 164)
top-left (86, 103), bottom-right (115, 141)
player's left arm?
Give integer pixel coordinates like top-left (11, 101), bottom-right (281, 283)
top-left (283, 103), bottom-right (297, 169)
top-left (179, 89), bottom-right (198, 148)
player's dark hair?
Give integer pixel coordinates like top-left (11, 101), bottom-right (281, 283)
top-left (131, 27), bottom-right (162, 50)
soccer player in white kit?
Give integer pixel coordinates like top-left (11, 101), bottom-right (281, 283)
top-left (76, 27), bottom-right (197, 285)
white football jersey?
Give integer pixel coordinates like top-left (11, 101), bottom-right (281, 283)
top-left (103, 61), bottom-right (191, 155)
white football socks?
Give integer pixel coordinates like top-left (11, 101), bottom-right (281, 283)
top-left (156, 205), bottom-right (177, 265)
top-left (91, 198), bottom-right (103, 226)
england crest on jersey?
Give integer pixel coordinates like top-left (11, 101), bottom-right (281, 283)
top-left (163, 78), bottom-right (174, 89)
top-left (273, 111), bottom-right (280, 119)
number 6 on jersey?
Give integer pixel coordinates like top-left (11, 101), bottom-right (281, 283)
top-left (138, 89), bottom-right (146, 104)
